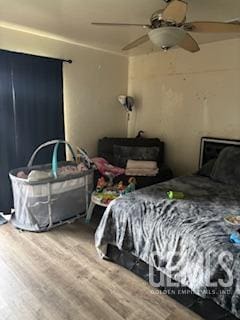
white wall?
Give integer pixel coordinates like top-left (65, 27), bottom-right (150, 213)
top-left (0, 27), bottom-right (128, 156)
top-left (128, 39), bottom-right (240, 175)
top-left (2, 26), bottom-right (239, 175)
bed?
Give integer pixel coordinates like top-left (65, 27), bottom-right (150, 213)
top-left (95, 137), bottom-right (240, 320)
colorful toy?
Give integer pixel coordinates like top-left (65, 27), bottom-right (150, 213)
top-left (96, 177), bottom-right (107, 193)
top-left (101, 193), bottom-right (118, 205)
top-left (125, 177), bottom-right (137, 194)
top-left (95, 190), bottom-right (119, 205)
top-left (95, 177), bottom-right (136, 203)
top-left (105, 172), bottom-right (114, 187)
top-left (117, 181), bottom-right (125, 192)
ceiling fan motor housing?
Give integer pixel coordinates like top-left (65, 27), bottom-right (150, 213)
top-left (148, 27), bottom-right (186, 49)
top-left (150, 9), bottom-right (185, 29)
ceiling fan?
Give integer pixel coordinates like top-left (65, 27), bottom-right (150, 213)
top-left (92, 0), bottom-right (240, 53)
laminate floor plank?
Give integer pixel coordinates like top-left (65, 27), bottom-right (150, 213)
top-left (0, 221), bottom-right (202, 320)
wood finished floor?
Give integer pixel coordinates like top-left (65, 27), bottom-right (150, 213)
top-left (0, 218), bottom-right (202, 320)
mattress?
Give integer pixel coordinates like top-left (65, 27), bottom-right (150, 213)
top-left (95, 175), bottom-right (240, 318)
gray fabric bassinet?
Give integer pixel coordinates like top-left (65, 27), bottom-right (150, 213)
top-left (9, 140), bottom-right (93, 232)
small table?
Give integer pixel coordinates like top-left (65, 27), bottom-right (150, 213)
top-left (85, 191), bottom-right (118, 223)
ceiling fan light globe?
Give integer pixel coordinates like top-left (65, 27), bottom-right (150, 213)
top-left (148, 27), bottom-right (186, 48)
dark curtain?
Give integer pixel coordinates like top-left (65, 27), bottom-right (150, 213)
top-left (0, 50), bottom-right (65, 213)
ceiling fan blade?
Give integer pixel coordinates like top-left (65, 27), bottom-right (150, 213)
top-left (162, 0), bottom-right (187, 24)
top-left (92, 22), bottom-right (150, 28)
top-left (185, 21), bottom-right (240, 33)
top-left (178, 33), bottom-right (200, 52)
top-left (122, 34), bottom-right (149, 51)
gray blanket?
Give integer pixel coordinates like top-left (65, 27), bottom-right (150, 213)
top-left (95, 175), bottom-right (240, 318)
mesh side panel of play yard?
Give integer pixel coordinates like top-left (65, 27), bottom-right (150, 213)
top-left (9, 140), bottom-right (93, 232)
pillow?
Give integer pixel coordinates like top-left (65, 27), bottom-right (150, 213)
top-left (211, 147), bottom-right (240, 185)
top-left (196, 158), bottom-right (216, 177)
top-left (113, 145), bottom-right (160, 168)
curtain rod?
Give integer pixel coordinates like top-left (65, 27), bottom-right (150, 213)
top-left (0, 49), bottom-right (73, 64)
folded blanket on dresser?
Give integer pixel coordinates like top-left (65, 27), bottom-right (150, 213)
top-left (126, 160), bottom-right (159, 176)
top-left (125, 168), bottom-right (159, 176)
top-left (126, 160), bottom-right (158, 170)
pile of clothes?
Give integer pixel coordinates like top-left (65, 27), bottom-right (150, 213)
top-left (92, 158), bottom-right (159, 177)
top-left (91, 157), bottom-right (125, 177)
